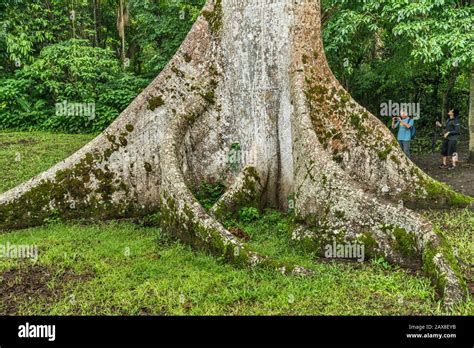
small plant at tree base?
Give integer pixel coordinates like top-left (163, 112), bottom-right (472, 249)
top-left (371, 256), bottom-right (392, 270)
top-left (238, 207), bottom-right (260, 223)
top-left (135, 212), bottom-right (161, 227)
top-left (193, 181), bottom-right (226, 211)
top-left (43, 209), bottom-right (62, 225)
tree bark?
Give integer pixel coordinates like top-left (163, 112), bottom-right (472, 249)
top-left (93, 0), bottom-right (99, 47)
top-left (469, 0), bottom-right (474, 162)
top-left (117, 0), bottom-right (127, 62)
top-left (0, 0), bottom-right (471, 306)
top-left (469, 68), bottom-right (474, 163)
top-left (441, 66), bottom-right (459, 123)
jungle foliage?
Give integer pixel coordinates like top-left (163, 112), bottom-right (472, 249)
top-left (0, 0), bottom-right (472, 138)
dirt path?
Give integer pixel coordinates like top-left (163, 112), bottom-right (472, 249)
top-left (412, 141), bottom-right (474, 198)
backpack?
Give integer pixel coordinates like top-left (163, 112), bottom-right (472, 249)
top-left (410, 120), bottom-right (416, 139)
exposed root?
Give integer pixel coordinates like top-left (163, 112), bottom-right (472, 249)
top-left (290, 68), bottom-right (466, 306)
top-left (284, 3), bottom-right (469, 306)
top-left (160, 133), bottom-right (313, 274)
top-left (290, 2), bottom-right (472, 209)
top-left (209, 166), bottom-right (263, 222)
top-left (292, 211), bottom-right (467, 306)
top-left (0, 8), bottom-right (218, 231)
top-left (158, 75), bottom-right (312, 275)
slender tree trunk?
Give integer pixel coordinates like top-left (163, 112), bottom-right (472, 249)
top-left (71, 1), bottom-right (76, 39)
top-left (441, 66), bottom-right (459, 122)
top-left (469, 68), bottom-right (474, 162)
top-left (0, 0), bottom-right (470, 306)
top-left (117, 0), bottom-right (127, 62)
top-left (93, 0), bottom-right (99, 47)
top-left (470, 0), bottom-right (474, 162)
top-left (433, 71), bottom-right (440, 118)
top-left (97, 0), bottom-right (103, 48)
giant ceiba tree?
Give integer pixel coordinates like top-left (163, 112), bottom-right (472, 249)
top-left (0, 0), bottom-right (472, 306)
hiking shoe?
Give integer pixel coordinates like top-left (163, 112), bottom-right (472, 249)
top-left (438, 164), bottom-right (448, 169)
top-left (448, 166), bottom-right (457, 171)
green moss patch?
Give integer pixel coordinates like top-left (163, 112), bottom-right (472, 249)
top-left (378, 147), bottom-right (393, 161)
top-left (0, 132), bottom-right (147, 231)
top-left (422, 228), bottom-right (467, 300)
top-left (147, 96), bottom-right (165, 111)
top-left (202, 0), bottom-right (223, 36)
top-left (392, 227), bottom-right (418, 257)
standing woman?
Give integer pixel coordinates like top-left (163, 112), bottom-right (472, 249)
top-left (437, 109), bottom-right (461, 170)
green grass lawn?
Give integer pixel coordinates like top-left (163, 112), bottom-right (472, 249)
top-left (0, 131), bottom-right (95, 193)
top-left (0, 131), bottom-right (472, 315)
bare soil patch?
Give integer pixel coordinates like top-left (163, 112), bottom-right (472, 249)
top-left (0, 263), bottom-right (93, 315)
top-left (412, 141), bottom-right (474, 198)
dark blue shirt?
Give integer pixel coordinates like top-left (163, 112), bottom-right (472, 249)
top-left (444, 118), bottom-right (460, 140)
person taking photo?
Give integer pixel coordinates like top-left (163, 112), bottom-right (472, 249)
top-left (391, 111), bottom-right (414, 158)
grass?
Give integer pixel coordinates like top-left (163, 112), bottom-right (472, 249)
top-left (0, 131), bottom-right (472, 315)
top-left (0, 131), bottom-right (94, 192)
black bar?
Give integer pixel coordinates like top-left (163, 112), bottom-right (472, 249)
top-left (0, 316), bottom-right (472, 346)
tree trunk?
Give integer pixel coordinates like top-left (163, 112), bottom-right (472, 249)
top-left (117, 0), bottom-right (127, 62)
top-left (469, 68), bottom-right (474, 163)
top-left (441, 66), bottom-right (459, 123)
top-left (470, 0), bottom-right (474, 162)
top-left (71, 3), bottom-right (76, 39)
top-left (0, 0), bottom-right (471, 305)
top-left (93, 0), bottom-right (99, 47)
